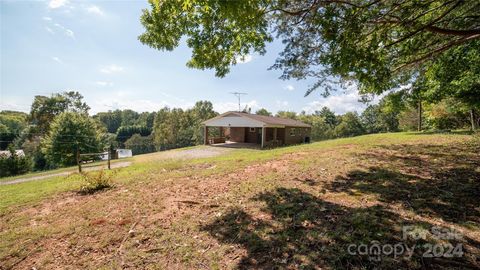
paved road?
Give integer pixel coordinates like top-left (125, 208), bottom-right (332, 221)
top-left (0, 161), bottom-right (132, 186)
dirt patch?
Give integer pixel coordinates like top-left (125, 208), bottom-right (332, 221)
top-left (2, 135), bottom-right (479, 269)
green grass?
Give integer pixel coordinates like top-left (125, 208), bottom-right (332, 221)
top-left (1, 132), bottom-right (478, 269)
top-left (0, 158), bottom-right (132, 183)
top-left (0, 132), bottom-right (473, 214)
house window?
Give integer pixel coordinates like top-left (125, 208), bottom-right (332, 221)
top-left (290, 128), bottom-right (296, 136)
top-left (249, 127), bottom-right (256, 132)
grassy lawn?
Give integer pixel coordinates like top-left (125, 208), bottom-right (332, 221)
top-left (0, 158), bottom-right (132, 183)
top-left (1, 132), bottom-right (479, 269)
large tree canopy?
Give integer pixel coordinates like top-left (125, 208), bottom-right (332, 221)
top-left (139, 0), bottom-right (479, 96)
top-left (30, 91), bottom-right (90, 134)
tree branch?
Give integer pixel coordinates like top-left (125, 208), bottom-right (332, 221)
top-left (393, 34), bottom-right (480, 71)
top-left (385, 0), bottom-right (462, 47)
top-left (425, 25), bottom-right (480, 36)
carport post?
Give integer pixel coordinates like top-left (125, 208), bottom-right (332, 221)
top-left (261, 126), bottom-right (266, 149)
top-left (204, 125), bottom-right (209, 145)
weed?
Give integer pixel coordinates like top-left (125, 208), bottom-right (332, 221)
top-left (78, 170), bottom-right (115, 194)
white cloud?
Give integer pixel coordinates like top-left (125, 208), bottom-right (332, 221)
top-left (54, 23), bottom-right (75, 39)
top-left (65, 29), bottom-right (75, 39)
top-left (0, 98), bottom-right (30, 112)
top-left (86, 89), bottom-right (194, 114)
top-left (95, 81), bottom-right (114, 87)
top-left (284, 85), bottom-right (295, 91)
top-left (302, 86), bottom-right (370, 114)
top-left (100, 64), bottom-right (125, 74)
top-left (93, 99), bottom-right (169, 113)
top-left (48, 0), bottom-right (69, 9)
top-left (235, 54), bottom-right (253, 64)
top-left (45, 27), bottom-right (55, 34)
top-left (213, 100), bottom-right (259, 113)
top-left (86, 5), bottom-right (104, 16)
top-left (52, 56), bottom-right (62, 63)
top-left (43, 17), bottom-right (52, 21)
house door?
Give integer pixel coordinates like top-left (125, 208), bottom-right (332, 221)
top-left (257, 128), bottom-right (262, 144)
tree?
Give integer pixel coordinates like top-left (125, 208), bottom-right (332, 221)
top-left (424, 98), bottom-right (471, 130)
top-left (361, 105), bottom-right (381, 134)
top-left (399, 106), bottom-right (420, 131)
top-left (424, 40), bottom-right (480, 130)
top-left (256, 108), bottom-right (273, 116)
top-left (94, 110), bottom-right (123, 133)
top-left (298, 114), bottom-right (333, 141)
top-left (136, 112), bottom-right (157, 129)
top-left (139, 0), bottom-right (479, 96)
top-left (0, 146), bottom-right (32, 177)
top-left (121, 109), bottom-right (140, 127)
top-left (153, 107), bottom-right (196, 150)
top-left (42, 112), bottom-right (102, 167)
top-left (316, 107), bottom-right (337, 128)
top-left (334, 112), bottom-right (365, 137)
top-left (0, 111), bottom-right (28, 135)
top-left (0, 123), bottom-right (13, 150)
top-left (124, 134), bottom-right (156, 155)
top-left (0, 111), bottom-right (28, 150)
top-left (30, 91), bottom-right (90, 134)
top-left (191, 101), bottom-right (218, 144)
top-left (276, 111), bottom-right (297, 119)
top-left (116, 125), bottom-right (152, 145)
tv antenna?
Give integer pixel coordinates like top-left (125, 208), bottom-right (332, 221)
top-left (230, 92), bottom-right (247, 112)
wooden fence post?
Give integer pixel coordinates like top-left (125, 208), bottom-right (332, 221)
top-left (107, 149), bottom-right (111, 170)
top-left (77, 147), bottom-right (82, 173)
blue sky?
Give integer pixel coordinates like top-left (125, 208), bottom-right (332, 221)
top-left (1, 0), bottom-right (372, 115)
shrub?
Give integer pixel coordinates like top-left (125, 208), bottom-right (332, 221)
top-left (78, 170), bottom-right (114, 194)
top-left (0, 148), bottom-right (33, 177)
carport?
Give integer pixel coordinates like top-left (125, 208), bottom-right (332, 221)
top-left (202, 111), bottom-right (311, 149)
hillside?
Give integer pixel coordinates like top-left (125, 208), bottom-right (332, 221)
top-left (1, 132), bottom-right (479, 269)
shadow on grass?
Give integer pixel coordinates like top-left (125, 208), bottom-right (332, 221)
top-left (329, 167), bottom-right (480, 224)
top-left (202, 188), bottom-right (479, 269)
top-left (328, 143), bottom-right (480, 224)
top-left (408, 130), bottom-right (474, 135)
top-left (202, 141), bottom-right (480, 269)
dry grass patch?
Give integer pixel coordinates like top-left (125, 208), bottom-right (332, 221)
top-left (1, 132), bottom-right (479, 269)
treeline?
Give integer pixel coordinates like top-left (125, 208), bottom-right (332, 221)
top-left (1, 89), bottom-right (477, 177)
top-left (0, 92), bottom-right (217, 176)
top-left (94, 101), bottom-right (217, 153)
top-left (255, 91), bottom-right (477, 141)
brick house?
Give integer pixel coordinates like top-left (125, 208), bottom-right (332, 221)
top-left (202, 111), bottom-right (311, 148)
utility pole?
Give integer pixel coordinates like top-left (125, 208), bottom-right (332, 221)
top-left (230, 92), bottom-right (247, 112)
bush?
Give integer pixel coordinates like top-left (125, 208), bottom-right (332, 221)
top-left (78, 170), bottom-right (114, 194)
top-left (0, 148), bottom-right (33, 177)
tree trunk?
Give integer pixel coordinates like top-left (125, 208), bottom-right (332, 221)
top-left (471, 108), bottom-right (476, 131)
top-left (417, 100), bottom-right (422, 131)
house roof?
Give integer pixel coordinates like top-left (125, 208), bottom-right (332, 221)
top-left (203, 111), bottom-right (311, 128)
